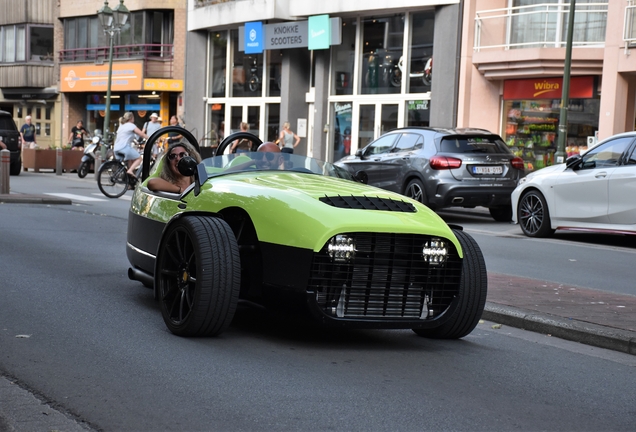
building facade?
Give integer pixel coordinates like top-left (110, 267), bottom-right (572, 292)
top-left (0, 0), bottom-right (57, 148)
top-left (58, 0), bottom-right (187, 144)
top-left (184, 0), bottom-right (463, 162)
top-left (459, 0), bottom-right (636, 172)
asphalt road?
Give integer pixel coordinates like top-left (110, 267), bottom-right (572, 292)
top-left (1, 174), bottom-right (636, 431)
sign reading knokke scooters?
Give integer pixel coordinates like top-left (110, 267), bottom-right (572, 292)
top-left (241, 16), bottom-right (341, 53)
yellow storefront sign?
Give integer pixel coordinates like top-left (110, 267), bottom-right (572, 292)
top-left (61, 62), bottom-right (143, 92)
top-left (143, 79), bottom-right (183, 92)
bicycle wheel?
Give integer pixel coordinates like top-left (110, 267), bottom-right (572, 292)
top-left (97, 161), bottom-right (129, 198)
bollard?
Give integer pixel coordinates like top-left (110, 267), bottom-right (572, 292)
top-left (0, 149), bottom-right (10, 194)
top-left (56, 148), bottom-right (63, 175)
top-left (94, 154), bottom-right (102, 180)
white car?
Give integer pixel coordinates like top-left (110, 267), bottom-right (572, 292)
top-left (511, 132), bottom-right (636, 237)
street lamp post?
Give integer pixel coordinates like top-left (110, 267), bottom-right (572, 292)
top-left (97, 0), bottom-right (129, 158)
top-left (555, 0), bottom-right (577, 164)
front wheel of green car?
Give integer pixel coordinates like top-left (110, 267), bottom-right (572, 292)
top-left (412, 229), bottom-right (487, 339)
top-left (156, 216), bottom-right (240, 337)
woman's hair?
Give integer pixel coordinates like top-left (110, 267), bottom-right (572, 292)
top-left (159, 141), bottom-right (202, 184)
top-left (121, 112), bottom-right (134, 124)
top-left (283, 122), bottom-right (290, 129)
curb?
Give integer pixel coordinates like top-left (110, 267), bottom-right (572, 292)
top-left (483, 302), bottom-right (636, 356)
top-left (0, 194), bottom-right (72, 205)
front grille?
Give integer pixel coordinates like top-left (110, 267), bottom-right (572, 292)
top-left (320, 195), bottom-right (416, 212)
top-left (309, 233), bottom-right (462, 320)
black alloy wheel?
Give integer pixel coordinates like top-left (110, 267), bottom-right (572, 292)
top-left (404, 179), bottom-right (427, 205)
top-left (97, 160), bottom-right (128, 198)
top-left (413, 229), bottom-right (487, 339)
top-left (518, 190), bottom-right (555, 238)
top-left (156, 216), bottom-right (240, 337)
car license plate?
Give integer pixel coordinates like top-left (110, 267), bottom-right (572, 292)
top-left (472, 166), bottom-right (503, 175)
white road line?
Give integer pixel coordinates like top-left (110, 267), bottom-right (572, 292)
top-left (45, 193), bottom-right (107, 202)
top-left (91, 193), bottom-right (132, 201)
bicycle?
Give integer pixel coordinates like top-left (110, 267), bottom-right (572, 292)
top-left (97, 153), bottom-right (140, 198)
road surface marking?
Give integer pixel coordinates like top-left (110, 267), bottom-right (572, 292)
top-left (45, 193), bottom-right (106, 202)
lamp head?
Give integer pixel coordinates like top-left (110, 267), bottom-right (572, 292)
top-left (97, 1), bottom-right (114, 29)
top-left (112, 0), bottom-right (130, 28)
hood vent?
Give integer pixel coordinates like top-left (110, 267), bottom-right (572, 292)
top-left (320, 195), bottom-right (416, 212)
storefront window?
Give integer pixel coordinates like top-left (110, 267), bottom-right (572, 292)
top-left (503, 97), bottom-right (599, 172)
top-left (266, 104), bottom-right (280, 142)
top-left (408, 11), bottom-right (434, 94)
top-left (206, 103), bottom-right (224, 148)
top-left (210, 31), bottom-right (227, 98)
top-left (267, 50), bottom-right (283, 97)
top-left (406, 99), bottom-right (430, 126)
top-left (360, 15), bottom-right (404, 95)
top-left (331, 18), bottom-right (356, 96)
top-left (333, 102), bottom-right (352, 161)
top-left (230, 30), bottom-right (264, 97)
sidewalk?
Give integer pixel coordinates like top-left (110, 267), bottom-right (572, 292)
top-left (485, 273), bottom-right (636, 355)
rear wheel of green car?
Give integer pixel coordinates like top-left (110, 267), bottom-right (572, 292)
top-left (412, 229), bottom-right (487, 339)
top-left (156, 216), bottom-right (240, 337)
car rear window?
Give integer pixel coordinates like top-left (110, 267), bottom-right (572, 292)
top-left (439, 136), bottom-right (510, 154)
top-left (0, 115), bottom-right (17, 131)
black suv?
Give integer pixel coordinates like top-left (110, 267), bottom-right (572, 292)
top-left (335, 127), bottom-right (525, 221)
top-left (0, 110), bottom-right (21, 175)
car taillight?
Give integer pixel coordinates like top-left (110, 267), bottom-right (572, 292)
top-left (511, 157), bottom-right (525, 170)
top-left (429, 155), bottom-right (462, 170)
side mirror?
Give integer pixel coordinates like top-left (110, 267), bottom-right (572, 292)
top-left (565, 154), bottom-right (582, 170)
top-left (177, 156), bottom-right (198, 177)
top-left (355, 149), bottom-right (364, 158)
top-left (355, 170), bottom-right (368, 184)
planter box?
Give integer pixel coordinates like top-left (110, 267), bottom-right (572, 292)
top-left (22, 148), bottom-right (85, 172)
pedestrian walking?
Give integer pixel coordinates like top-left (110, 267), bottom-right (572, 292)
top-left (231, 122), bottom-right (252, 153)
top-left (142, 113), bottom-right (162, 137)
top-left (20, 116), bottom-right (37, 149)
top-left (68, 120), bottom-right (90, 151)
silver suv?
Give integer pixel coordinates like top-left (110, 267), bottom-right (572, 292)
top-left (0, 110), bottom-right (21, 175)
top-left (335, 127), bottom-right (525, 221)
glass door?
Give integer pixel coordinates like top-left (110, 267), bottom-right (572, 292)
top-left (356, 102), bottom-right (399, 151)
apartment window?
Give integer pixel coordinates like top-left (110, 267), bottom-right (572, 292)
top-left (0, 25), bottom-right (49, 63)
top-left (64, 17), bottom-right (100, 49)
top-left (510, 0), bottom-right (607, 48)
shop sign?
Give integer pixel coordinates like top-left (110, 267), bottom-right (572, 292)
top-left (503, 76), bottom-right (594, 100)
top-left (240, 17), bottom-right (341, 51)
top-left (407, 100), bottom-right (429, 110)
top-left (87, 104), bottom-right (120, 111)
top-left (125, 104), bottom-right (161, 111)
top-left (308, 15), bottom-right (330, 50)
top-left (245, 22), bottom-right (264, 54)
top-left (61, 62), bottom-right (143, 92)
top-left (143, 79), bottom-right (183, 92)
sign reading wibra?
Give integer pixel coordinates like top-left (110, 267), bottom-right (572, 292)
top-left (240, 17), bottom-right (342, 52)
top-left (503, 76), bottom-right (595, 100)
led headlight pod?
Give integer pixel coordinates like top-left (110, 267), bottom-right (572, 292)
top-left (327, 235), bottom-right (356, 263)
top-left (422, 239), bottom-right (448, 265)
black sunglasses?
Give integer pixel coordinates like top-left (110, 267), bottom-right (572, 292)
top-left (168, 152), bottom-right (188, 161)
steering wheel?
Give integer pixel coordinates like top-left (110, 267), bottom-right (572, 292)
top-left (215, 132), bottom-right (263, 156)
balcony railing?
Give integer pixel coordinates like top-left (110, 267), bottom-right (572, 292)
top-left (624, 2), bottom-right (636, 45)
top-left (474, 2), bottom-right (608, 51)
top-left (59, 44), bottom-right (174, 78)
top-left (195, 0), bottom-right (238, 6)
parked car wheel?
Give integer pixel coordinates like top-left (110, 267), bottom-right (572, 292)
top-left (157, 216), bottom-right (240, 337)
top-left (489, 205), bottom-right (512, 222)
top-left (404, 178), bottom-right (427, 205)
top-left (518, 190), bottom-right (555, 238)
top-left (412, 229), bottom-right (487, 339)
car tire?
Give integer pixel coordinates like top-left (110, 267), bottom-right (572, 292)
top-left (9, 158), bottom-right (21, 176)
top-left (412, 229), bottom-right (487, 339)
top-left (78, 161), bottom-right (88, 178)
top-left (156, 216), bottom-right (240, 337)
top-left (489, 205), bottom-right (512, 222)
top-left (404, 178), bottom-right (427, 205)
top-left (518, 190), bottom-right (555, 238)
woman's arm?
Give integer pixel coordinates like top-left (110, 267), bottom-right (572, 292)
top-left (133, 127), bottom-right (148, 140)
top-left (147, 177), bottom-right (181, 194)
top-left (294, 133), bottom-right (300, 147)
